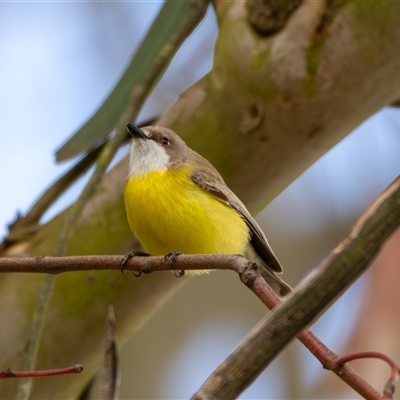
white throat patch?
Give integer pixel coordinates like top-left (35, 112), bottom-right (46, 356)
top-left (128, 139), bottom-right (170, 177)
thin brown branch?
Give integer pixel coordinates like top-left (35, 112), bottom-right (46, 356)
top-left (0, 365), bottom-right (83, 379)
top-left (0, 254), bottom-right (249, 275)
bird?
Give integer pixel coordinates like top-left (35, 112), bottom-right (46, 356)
top-left (124, 124), bottom-right (291, 296)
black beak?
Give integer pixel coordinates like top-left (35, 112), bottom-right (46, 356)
top-left (126, 123), bottom-right (149, 139)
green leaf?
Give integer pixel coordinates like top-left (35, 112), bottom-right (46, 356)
top-left (56, 0), bottom-right (196, 162)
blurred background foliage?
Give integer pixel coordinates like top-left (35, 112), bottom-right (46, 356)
top-left (1, 1), bottom-right (400, 399)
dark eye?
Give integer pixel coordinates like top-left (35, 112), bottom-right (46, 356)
top-left (161, 137), bottom-right (170, 146)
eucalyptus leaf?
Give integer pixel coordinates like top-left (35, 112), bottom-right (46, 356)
top-left (56, 0), bottom-right (200, 162)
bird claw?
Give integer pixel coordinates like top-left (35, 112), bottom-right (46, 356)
top-left (164, 251), bottom-right (183, 262)
top-left (173, 269), bottom-right (185, 278)
top-left (164, 252), bottom-right (185, 278)
top-left (120, 250), bottom-right (150, 275)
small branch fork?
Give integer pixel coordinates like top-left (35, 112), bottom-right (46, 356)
top-left (333, 352), bottom-right (400, 400)
top-left (0, 365), bottom-right (83, 379)
top-left (239, 267), bottom-right (399, 400)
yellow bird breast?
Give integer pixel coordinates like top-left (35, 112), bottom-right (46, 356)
top-left (124, 167), bottom-right (250, 256)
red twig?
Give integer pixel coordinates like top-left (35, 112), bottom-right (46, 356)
top-left (249, 276), bottom-right (383, 400)
top-left (0, 365), bottom-right (83, 379)
top-left (333, 351), bottom-right (399, 371)
top-left (333, 352), bottom-right (399, 400)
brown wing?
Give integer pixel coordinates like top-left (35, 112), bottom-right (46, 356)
top-left (190, 156), bottom-right (283, 273)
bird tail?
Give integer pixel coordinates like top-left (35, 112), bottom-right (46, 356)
top-left (258, 266), bottom-right (292, 297)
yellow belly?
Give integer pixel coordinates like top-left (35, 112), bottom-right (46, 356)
top-left (124, 167), bottom-right (249, 256)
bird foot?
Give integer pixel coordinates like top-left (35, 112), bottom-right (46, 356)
top-left (164, 252), bottom-right (185, 278)
top-left (120, 250), bottom-right (150, 276)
